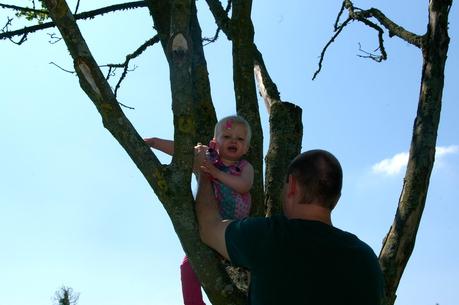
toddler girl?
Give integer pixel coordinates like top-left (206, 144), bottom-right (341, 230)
top-left (145, 115), bottom-right (253, 305)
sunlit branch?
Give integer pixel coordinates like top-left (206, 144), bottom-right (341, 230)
top-left (253, 47), bottom-right (281, 114)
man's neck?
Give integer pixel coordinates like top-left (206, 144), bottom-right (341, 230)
top-left (287, 203), bottom-right (333, 225)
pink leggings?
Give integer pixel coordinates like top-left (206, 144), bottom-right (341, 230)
top-left (180, 256), bottom-right (206, 305)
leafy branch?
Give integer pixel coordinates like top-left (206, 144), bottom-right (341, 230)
top-left (0, 1), bottom-right (147, 44)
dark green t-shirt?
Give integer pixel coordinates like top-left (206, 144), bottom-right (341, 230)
top-left (225, 215), bottom-right (384, 305)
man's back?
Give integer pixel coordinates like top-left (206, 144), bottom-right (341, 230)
top-left (226, 215), bottom-right (384, 305)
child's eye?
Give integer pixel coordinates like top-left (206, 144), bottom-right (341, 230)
top-left (223, 135), bottom-right (231, 139)
top-left (238, 137), bottom-right (244, 141)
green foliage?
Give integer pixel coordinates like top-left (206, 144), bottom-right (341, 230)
top-left (15, 0), bottom-right (49, 24)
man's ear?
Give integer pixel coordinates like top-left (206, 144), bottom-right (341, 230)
top-left (287, 175), bottom-right (297, 196)
top-left (329, 192), bottom-right (341, 210)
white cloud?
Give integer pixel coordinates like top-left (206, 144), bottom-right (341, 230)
top-left (436, 145), bottom-right (459, 157)
top-left (372, 145), bottom-right (458, 176)
top-left (372, 152), bottom-right (409, 176)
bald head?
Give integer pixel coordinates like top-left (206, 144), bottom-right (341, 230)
top-left (287, 150), bottom-right (343, 210)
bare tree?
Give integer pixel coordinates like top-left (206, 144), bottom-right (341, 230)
top-left (316, 1), bottom-right (453, 304)
top-left (53, 286), bottom-right (79, 305)
top-left (0, 1), bottom-right (453, 304)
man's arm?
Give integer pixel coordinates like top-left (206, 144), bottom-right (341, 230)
top-left (195, 173), bottom-right (232, 260)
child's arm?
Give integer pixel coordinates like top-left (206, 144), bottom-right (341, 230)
top-left (144, 137), bottom-right (174, 156)
top-left (200, 160), bottom-right (254, 194)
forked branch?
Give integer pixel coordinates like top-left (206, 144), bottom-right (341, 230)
top-left (102, 35), bottom-right (160, 97)
top-left (313, 0), bottom-right (425, 79)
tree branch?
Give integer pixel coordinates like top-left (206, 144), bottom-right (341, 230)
top-left (378, 1), bottom-right (452, 304)
top-left (205, 0), bottom-right (233, 40)
top-left (312, 16), bottom-right (352, 80)
top-left (0, 3), bottom-right (47, 15)
top-left (366, 7), bottom-right (424, 48)
top-left (202, 0), bottom-right (231, 45)
top-left (343, 0), bottom-right (424, 48)
top-left (0, 1), bottom-right (147, 42)
top-left (205, 0), bottom-right (305, 218)
top-left (253, 46), bottom-right (281, 113)
top-left (313, 0), bottom-right (425, 79)
top-left (231, 0), bottom-right (266, 217)
top-left (41, 0), bottom-right (167, 202)
top-left (102, 35), bottom-right (160, 97)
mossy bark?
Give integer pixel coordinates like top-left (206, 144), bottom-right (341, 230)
top-left (378, 1), bottom-right (451, 305)
top-left (231, 0), bottom-right (265, 217)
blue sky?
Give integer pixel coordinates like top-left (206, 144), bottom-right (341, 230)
top-left (1, 1), bottom-right (458, 305)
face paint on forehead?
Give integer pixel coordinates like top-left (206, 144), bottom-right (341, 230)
top-left (225, 119), bottom-right (234, 129)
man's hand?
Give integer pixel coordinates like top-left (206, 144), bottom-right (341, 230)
top-left (144, 137), bottom-right (174, 155)
top-left (193, 143), bottom-right (208, 173)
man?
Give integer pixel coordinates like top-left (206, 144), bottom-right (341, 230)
top-left (195, 149), bottom-right (384, 305)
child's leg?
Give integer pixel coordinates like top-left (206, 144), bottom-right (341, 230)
top-left (180, 256), bottom-right (206, 305)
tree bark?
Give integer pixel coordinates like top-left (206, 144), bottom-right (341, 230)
top-left (264, 102), bottom-right (303, 216)
top-left (42, 1), bottom-right (244, 304)
top-left (378, 1), bottom-right (451, 305)
top-left (41, 0), bottom-right (168, 201)
top-left (166, 1), bottom-right (245, 304)
top-left (231, 0), bottom-right (265, 217)
top-left (253, 48), bottom-right (303, 216)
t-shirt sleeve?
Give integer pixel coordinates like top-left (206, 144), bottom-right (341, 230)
top-left (225, 217), bottom-right (271, 269)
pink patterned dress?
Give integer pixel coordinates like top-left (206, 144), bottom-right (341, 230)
top-left (211, 159), bottom-right (251, 219)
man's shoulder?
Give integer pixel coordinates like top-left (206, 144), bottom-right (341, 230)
top-left (227, 215), bottom-right (277, 232)
top-left (225, 215), bottom-right (287, 249)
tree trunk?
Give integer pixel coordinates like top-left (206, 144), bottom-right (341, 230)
top-left (378, 1), bottom-right (451, 305)
top-left (264, 102), bottom-right (303, 216)
top-left (231, 0), bottom-right (265, 217)
top-left (42, 1), bottom-right (246, 304)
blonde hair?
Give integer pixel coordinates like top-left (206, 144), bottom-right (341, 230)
top-left (214, 115), bottom-right (252, 144)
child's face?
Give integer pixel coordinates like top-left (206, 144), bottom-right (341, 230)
top-left (214, 122), bottom-right (249, 161)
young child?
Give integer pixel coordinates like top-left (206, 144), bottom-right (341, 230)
top-left (144, 115), bottom-right (253, 305)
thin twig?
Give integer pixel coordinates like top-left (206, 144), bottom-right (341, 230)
top-left (74, 0), bottom-right (81, 14)
top-left (48, 61), bottom-right (136, 110)
top-left (354, 16), bottom-right (387, 61)
top-left (49, 61), bottom-right (76, 74)
top-left (102, 35), bottom-right (160, 97)
top-left (313, 17), bottom-right (352, 80)
top-left (357, 43), bottom-right (383, 62)
top-left (334, 1), bottom-right (346, 30)
top-left (47, 33), bottom-right (62, 44)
